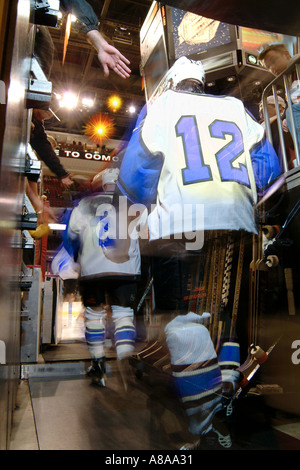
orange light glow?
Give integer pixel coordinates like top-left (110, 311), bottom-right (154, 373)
top-left (107, 95), bottom-right (122, 111)
top-left (83, 114), bottom-right (115, 143)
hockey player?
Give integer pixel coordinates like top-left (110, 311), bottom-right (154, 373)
top-left (118, 56), bottom-right (282, 323)
top-left (118, 56), bottom-right (281, 232)
top-left (62, 168), bottom-right (143, 387)
top-left (116, 56), bottom-right (282, 448)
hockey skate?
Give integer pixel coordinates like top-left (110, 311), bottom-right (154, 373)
top-left (180, 421), bottom-right (232, 450)
top-left (87, 358), bottom-right (106, 387)
top-left (211, 413), bottom-right (232, 447)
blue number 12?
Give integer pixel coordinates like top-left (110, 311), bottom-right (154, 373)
top-left (176, 116), bottom-right (250, 187)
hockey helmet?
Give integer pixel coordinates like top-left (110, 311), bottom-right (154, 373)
top-left (166, 56), bottom-right (205, 90)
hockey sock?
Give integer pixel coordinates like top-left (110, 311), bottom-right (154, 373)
top-left (218, 341), bottom-right (241, 395)
top-left (165, 312), bottom-right (223, 436)
top-left (84, 307), bottom-right (106, 359)
top-left (112, 306), bottom-right (136, 360)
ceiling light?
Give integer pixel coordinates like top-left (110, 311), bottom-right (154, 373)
top-left (82, 97), bottom-right (94, 108)
top-left (59, 91), bottom-right (78, 110)
top-left (128, 105), bottom-right (136, 114)
top-left (108, 95), bottom-right (122, 111)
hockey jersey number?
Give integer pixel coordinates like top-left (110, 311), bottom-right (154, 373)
top-left (177, 116), bottom-right (250, 187)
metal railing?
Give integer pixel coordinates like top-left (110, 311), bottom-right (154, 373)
top-left (261, 55), bottom-right (300, 173)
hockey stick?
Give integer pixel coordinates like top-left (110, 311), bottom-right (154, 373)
top-left (136, 276), bottom-right (153, 313)
top-left (211, 232), bottom-right (227, 346)
top-left (229, 232), bottom-right (245, 341)
top-left (225, 339), bottom-right (278, 415)
top-left (191, 232), bottom-right (215, 340)
top-left (216, 233), bottom-right (234, 349)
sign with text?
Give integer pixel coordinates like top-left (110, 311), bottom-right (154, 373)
top-left (55, 147), bottom-right (120, 163)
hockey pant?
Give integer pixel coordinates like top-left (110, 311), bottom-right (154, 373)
top-left (165, 312), bottom-right (223, 437)
top-left (84, 306), bottom-right (136, 360)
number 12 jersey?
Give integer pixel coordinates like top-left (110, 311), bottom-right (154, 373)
top-left (118, 90), bottom-right (282, 240)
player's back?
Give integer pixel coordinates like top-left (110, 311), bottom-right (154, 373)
top-left (142, 90), bottom-right (262, 236)
top-left (68, 194), bottom-right (141, 277)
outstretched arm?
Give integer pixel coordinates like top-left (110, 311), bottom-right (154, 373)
top-left (60, 0), bottom-right (131, 78)
top-left (86, 29), bottom-right (131, 79)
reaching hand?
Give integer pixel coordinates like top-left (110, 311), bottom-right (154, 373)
top-left (97, 42), bottom-right (131, 79)
top-left (60, 176), bottom-right (73, 188)
top-left (86, 29), bottom-right (131, 79)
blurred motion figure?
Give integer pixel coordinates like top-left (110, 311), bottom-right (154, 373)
top-left (61, 168), bottom-right (143, 387)
top-left (117, 56), bottom-right (282, 448)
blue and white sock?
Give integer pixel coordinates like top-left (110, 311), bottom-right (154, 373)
top-left (85, 307), bottom-right (106, 359)
top-left (165, 312), bottom-right (222, 436)
top-left (112, 306), bottom-right (136, 360)
top-left (218, 341), bottom-right (241, 393)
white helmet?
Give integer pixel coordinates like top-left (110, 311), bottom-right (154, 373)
top-left (165, 56), bottom-right (205, 90)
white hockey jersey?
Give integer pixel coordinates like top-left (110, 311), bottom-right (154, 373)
top-left (67, 194), bottom-right (141, 278)
top-left (118, 90), bottom-right (282, 240)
